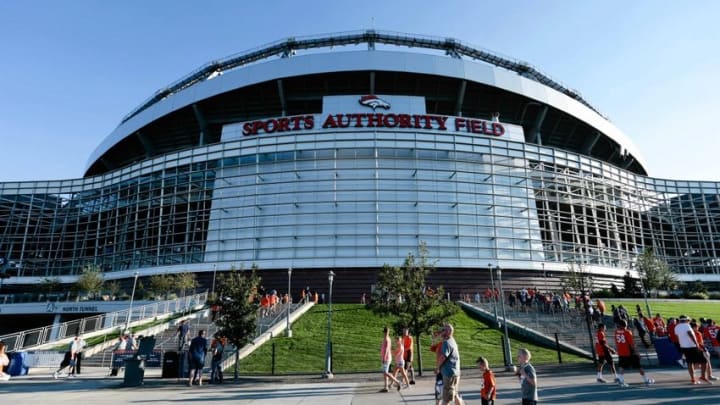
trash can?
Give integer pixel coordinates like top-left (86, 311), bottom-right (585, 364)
top-left (178, 351), bottom-right (190, 378)
top-left (7, 352), bottom-right (29, 376)
top-left (161, 351), bottom-right (179, 378)
top-left (123, 357), bottom-right (144, 386)
top-left (654, 337), bottom-right (681, 366)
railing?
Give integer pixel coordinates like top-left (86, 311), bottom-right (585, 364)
top-left (0, 292), bottom-right (207, 352)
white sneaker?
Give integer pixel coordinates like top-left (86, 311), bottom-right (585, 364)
top-left (53, 371), bottom-right (58, 379)
top-left (645, 378), bottom-right (655, 386)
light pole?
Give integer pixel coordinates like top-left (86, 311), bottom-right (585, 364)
top-left (322, 270), bottom-right (335, 379)
top-left (125, 271), bottom-right (140, 332)
top-left (496, 266), bottom-right (513, 370)
top-left (488, 263), bottom-right (498, 326)
top-left (286, 267), bottom-right (293, 337)
top-left (211, 264), bottom-right (218, 298)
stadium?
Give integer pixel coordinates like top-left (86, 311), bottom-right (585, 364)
top-left (1, 30), bottom-right (719, 300)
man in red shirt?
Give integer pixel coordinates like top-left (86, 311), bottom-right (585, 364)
top-left (614, 319), bottom-right (654, 387)
top-left (703, 319), bottom-right (720, 358)
top-left (402, 328), bottom-right (416, 384)
top-left (667, 318), bottom-right (686, 368)
top-left (595, 324), bottom-right (617, 383)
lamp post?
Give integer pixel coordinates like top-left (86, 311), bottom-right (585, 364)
top-left (322, 270), bottom-right (335, 379)
top-left (496, 266), bottom-right (513, 370)
top-left (286, 267), bottom-right (293, 337)
top-left (488, 263), bottom-right (498, 326)
top-left (211, 264), bottom-right (218, 298)
top-left (125, 271), bottom-right (140, 332)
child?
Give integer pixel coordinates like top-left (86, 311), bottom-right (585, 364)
top-left (477, 356), bottom-right (496, 405)
top-left (517, 348), bottom-right (538, 405)
top-left (392, 335), bottom-right (410, 388)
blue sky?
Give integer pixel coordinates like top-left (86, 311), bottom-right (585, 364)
top-left (1, 0), bottom-right (718, 181)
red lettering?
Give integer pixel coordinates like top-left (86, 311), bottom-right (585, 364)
top-left (383, 114), bottom-right (398, 128)
top-left (397, 114), bottom-right (411, 128)
top-left (413, 115), bottom-right (422, 128)
top-left (336, 114), bottom-right (351, 128)
top-left (367, 113), bottom-right (383, 128)
top-left (322, 114), bottom-right (337, 128)
top-left (455, 118), bottom-right (466, 132)
top-left (433, 116), bottom-right (448, 130)
top-left (242, 122), bottom-right (255, 136)
top-left (349, 113), bottom-right (364, 127)
top-left (304, 115), bottom-right (314, 129)
top-left (470, 119), bottom-right (481, 133)
top-left (492, 123), bottom-right (505, 136)
top-left (276, 118), bottom-right (290, 132)
top-left (290, 116), bottom-right (302, 130)
top-left (264, 119), bottom-right (277, 133)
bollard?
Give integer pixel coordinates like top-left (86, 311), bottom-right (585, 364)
top-left (271, 342), bottom-right (276, 375)
top-left (554, 333), bottom-right (563, 364)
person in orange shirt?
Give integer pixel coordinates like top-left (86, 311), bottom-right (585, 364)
top-left (313, 291), bottom-right (319, 303)
top-left (653, 313), bottom-right (667, 337)
top-left (691, 321), bottom-right (718, 383)
top-left (704, 319), bottom-right (720, 358)
top-left (476, 356), bottom-right (496, 405)
top-left (640, 314), bottom-right (655, 337)
top-left (595, 324), bottom-right (617, 383)
top-left (614, 319), bottom-right (654, 387)
top-left (402, 328), bottom-right (416, 384)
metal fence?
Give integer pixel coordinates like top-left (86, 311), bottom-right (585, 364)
top-left (0, 292), bottom-right (207, 352)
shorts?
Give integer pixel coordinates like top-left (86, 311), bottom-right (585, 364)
top-left (481, 399), bottom-right (495, 405)
top-left (442, 374), bottom-right (459, 403)
top-left (403, 350), bottom-right (413, 364)
top-left (190, 356), bottom-right (205, 369)
top-left (599, 351), bottom-right (614, 365)
top-left (395, 359), bottom-right (405, 368)
top-left (618, 354), bottom-right (641, 369)
top-left (522, 400), bottom-right (537, 405)
top-left (381, 361), bottom-right (390, 373)
top-left (681, 347), bottom-right (707, 365)
top-left (434, 373), bottom-right (443, 400)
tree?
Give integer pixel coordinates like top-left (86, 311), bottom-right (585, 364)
top-left (622, 271), bottom-right (641, 298)
top-left (76, 264), bottom-right (104, 300)
top-left (214, 265), bottom-right (260, 381)
top-left (560, 261), bottom-right (594, 295)
top-left (635, 248), bottom-right (677, 297)
top-left (104, 280), bottom-right (122, 300)
top-left (173, 272), bottom-right (198, 297)
top-left (366, 242), bottom-right (458, 376)
top-left (149, 274), bottom-right (174, 299)
top-left (36, 277), bottom-right (62, 296)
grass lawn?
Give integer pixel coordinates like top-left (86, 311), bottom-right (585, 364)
top-left (237, 304), bottom-right (584, 375)
top-left (601, 299), bottom-right (720, 321)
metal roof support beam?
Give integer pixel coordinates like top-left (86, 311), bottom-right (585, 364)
top-left (277, 79), bottom-right (287, 117)
top-left (369, 71), bottom-right (375, 95)
top-left (528, 105), bottom-right (548, 145)
top-left (583, 132), bottom-right (601, 155)
top-left (192, 104), bottom-right (209, 146)
top-left (136, 131), bottom-right (154, 157)
top-left (622, 156), bottom-right (636, 169)
top-left (454, 80), bottom-right (467, 116)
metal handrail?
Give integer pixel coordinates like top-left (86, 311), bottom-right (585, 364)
top-left (0, 292), bottom-right (207, 352)
top-left (120, 29), bottom-right (600, 124)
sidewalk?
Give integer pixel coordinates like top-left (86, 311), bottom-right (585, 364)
top-left (1, 365), bottom-right (717, 404)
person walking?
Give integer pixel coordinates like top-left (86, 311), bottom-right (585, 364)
top-left (392, 335), bottom-right (410, 388)
top-left (675, 315), bottom-right (708, 384)
top-left (187, 330), bottom-right (208, 386)
top-left (517, 348), bottom-right (538, 405)
top-left (210, 333), bottom-right (225, 384)
top-left (380, 326), bottom-right (401, 392)
top-left (594, 324), bottom-right (618, 383)
top-left (177, 320), bottom-right (190, 350)
top-left (477, 356), bottom-right (496, 405)
top-left (436, 324), bottom-right (463, 405)
top-left (614, 319), bottom-right (654, 387)
top-left (402, 327), bottom-right (416, 384)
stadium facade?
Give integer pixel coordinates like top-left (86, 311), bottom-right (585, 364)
top-left (2, 31), bottom-right (719, 298)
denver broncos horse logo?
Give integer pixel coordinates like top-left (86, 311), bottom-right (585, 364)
top-left (358, 95), bottom-right (391, 110)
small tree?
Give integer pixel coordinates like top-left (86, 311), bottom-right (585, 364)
top-left (36, 277), bottom-right (62, 296)
top-left (76, 264), bottom-right (104, 300)
top-left (104, 280), bottom-right (122, 299)
top-left (366, 242), bottom-right (458, 376)
top-left (149, 274), bottom-right (174, 299)
top-left (214, 265), bottom-right (260, 381)
top-left (560, 261), bottom-right (594, 295)
top-left (173, 272), bottom-right (198, 297)
top-left (636, 248), bottom-right (677, 297)
top-left (622, 271), bottom-right (641, 298)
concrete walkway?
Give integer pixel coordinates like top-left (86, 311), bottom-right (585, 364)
top-left (1, 365), bottom-right (717, 404)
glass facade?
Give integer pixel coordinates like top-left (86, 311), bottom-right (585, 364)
top-left (2, 129), bottom-right (719, 279)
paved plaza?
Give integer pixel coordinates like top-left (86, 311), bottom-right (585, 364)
top-left (1, 364), bottom-right (717, 404)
